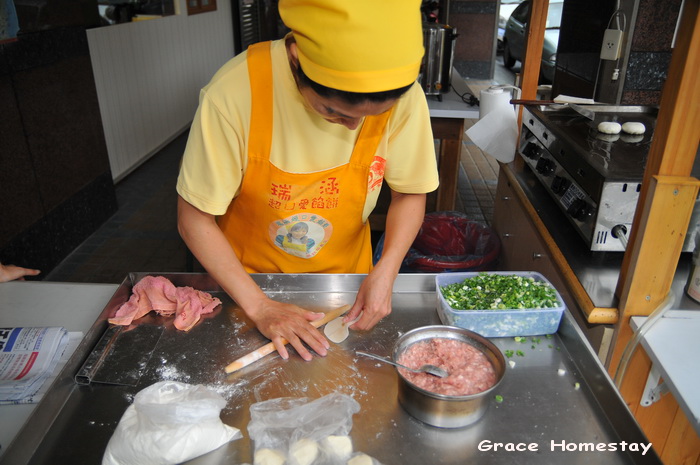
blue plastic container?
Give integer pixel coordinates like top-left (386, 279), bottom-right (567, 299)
top-left (435, 271), bottom-right (565, 337)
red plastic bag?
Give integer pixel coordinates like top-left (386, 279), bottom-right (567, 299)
top-left (375, 212), bottom-right (500, 272)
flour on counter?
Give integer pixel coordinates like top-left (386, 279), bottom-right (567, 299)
top-left (156, 363), bottom-right (191, 382)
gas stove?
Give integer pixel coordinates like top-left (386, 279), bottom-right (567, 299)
top-left (518, 104), bottom-right (698, 252)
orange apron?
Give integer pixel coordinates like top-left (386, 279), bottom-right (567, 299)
top-left (218, 41), bottom-right (392, 274)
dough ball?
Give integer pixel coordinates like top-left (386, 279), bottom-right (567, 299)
top-left (290, 438), bottom-right (319, 465)
top-left (254, 448), bottom-right (286, 465)
top-left (322, 435), bottom-right (353, 458)
top-left (597, 121), bottom-right (621, 134)
top-left (347, 454), bottom-right (375, 465)
top-left (622, 121), bottom-right (646, 135)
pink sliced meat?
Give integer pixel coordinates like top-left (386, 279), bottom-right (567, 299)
top-left (139, 276), bottom-right (178, 313)
top-left (109, 276), bottom-right (221, 331)
top-left (172, 286), bottom-right (221, 331)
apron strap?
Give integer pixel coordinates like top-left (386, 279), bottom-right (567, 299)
top-left (247, 41), bottom-right (274, 161)
top-left (349, 108), bottom-right (393, 166)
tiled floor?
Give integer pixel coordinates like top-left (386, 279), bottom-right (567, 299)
top-left (459, 118), bottom-right (501, 225)
top-left (45, 96), bottom-right (501, 284)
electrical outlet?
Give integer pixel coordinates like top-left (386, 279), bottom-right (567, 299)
top-left (600, 29), bottom-right (624, 61)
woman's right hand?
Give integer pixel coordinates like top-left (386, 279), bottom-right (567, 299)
top-left (177, 196), bottom-right (330, 361)
top-left (247, 299), bottom-right (330, 361)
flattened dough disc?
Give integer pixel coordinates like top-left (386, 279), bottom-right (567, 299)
top-left (324, 316), bottom-right (349, 343)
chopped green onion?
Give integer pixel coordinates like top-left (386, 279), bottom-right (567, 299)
top-left (440, 273), bottom-right (559, 310)
top-left (495, 394), bottom-right (504, 403)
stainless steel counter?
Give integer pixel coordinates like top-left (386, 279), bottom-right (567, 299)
top-left (0, 281), bottom-right (119, 460)
top-left (2, 273), bottom-right (661, 464)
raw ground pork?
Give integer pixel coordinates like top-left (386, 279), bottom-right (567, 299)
top-left (109, 276), bottom-right (221, 331)
top-left (397, 337), bottom-right (497, 396)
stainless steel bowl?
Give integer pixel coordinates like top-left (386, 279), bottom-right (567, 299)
top-left (392, 325), bottom-right (506, 428)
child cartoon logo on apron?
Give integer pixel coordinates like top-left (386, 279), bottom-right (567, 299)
top-left (270, 214), bottom-right (332, 259)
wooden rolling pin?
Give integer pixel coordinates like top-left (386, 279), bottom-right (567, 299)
top-left (224, 304), bottom-right (351, 374)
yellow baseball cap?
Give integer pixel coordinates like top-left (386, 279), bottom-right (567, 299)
top-left (279, 0), bottom-right (424, 93)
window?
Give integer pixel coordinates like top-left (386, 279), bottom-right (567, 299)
top-left (187, 0), bottom-right (217, 15)
top-left (511, 2), bottom-right (530, 24)
top-left (97, 1), bottom-right (176, 26)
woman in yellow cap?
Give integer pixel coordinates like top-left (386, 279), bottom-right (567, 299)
top-left (177, 0), bottom-right (439, 361)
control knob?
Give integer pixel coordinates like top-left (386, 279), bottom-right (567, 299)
top-left (567, 198), bottom-right (592, 222)
top-left (551, 175), bottom-right (571, 195)
top-left (522, 142), bottom-right (541, 160)
top-left (535, 157), bottom-right (556, 176)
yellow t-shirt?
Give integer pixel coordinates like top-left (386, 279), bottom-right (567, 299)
top-left (177, 39), bottom-right (439, 222)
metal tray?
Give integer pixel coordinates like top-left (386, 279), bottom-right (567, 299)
top-left (2, 273), bottom-right (661, 465)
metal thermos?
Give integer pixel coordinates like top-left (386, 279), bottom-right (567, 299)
top-left (419, 23), bottom-right (458, 96)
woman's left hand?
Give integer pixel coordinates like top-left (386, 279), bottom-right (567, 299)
top-left (344, 191), bottom-right (426, 330)
top-left (344, 262), bottom-right (396, 330)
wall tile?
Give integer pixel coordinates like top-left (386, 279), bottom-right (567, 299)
top-left (631, 0), bottom-right (682, 51)
top-left (0, 25), bottom-right (117, 277)
top-left (448, 1), bottom-right (498, 80)
top-left (14, 54), bottom-right (111, 211)
top-left (620, 90), bottom-right (663, 106)
top-left (4, 26), bottom-right (91, 71)
top-left (0, 171), bottom-right (117, 276)
top-left (0, 65), bottom-right (44, 245)
top-left (451, 13), bottom-right (496, 61)
top-left (625, 51), bottom-right (672, 91)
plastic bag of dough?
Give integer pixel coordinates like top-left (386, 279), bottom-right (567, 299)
top-left (102, 381), bottom-right (241, 465)
top-left (248, 392), bottom-right (380, 465)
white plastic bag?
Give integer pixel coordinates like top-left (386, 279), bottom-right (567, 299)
top-left (248, 393), bottom-right (382, 465)
top-left (103, 381), bottom-right (241, 465)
